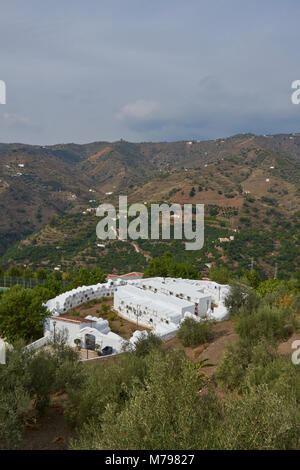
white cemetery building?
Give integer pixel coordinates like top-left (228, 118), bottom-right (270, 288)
top-left (114, 284), bottom-right (195, 337)
top-left (45, 279), bottom-right (124, 315)
top-left (112, 277), bottom-right (230, 337)
top-left (42, 278), bottom-right (129, 354)
top-left (25, 276), bottom-right (230, 356)
top-left (45, 315), bottom-right (125, 353)
top-left (135, 277), bottom-right (212, 316)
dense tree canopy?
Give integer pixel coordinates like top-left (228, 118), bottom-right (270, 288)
top-left (0, 285), bottom-right (49, 343)
top-left (64, 266), bottom-right (106, 289)
top-left (208, 265), bottom-right (231, 284)
top-left (143, 252), bottom-right (199, 279)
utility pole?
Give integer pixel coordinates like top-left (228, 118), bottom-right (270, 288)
top-left (250, 258), bottom-right (254, 273)
top-left (53, 321), bottom-right (56, 343)
top-left (274, 263), bottom-right (278, 279)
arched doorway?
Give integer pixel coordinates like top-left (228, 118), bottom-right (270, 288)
top-left (85, 333), bottom-right (96, 350)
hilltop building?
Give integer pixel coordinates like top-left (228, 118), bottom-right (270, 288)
top-left (114, 277), bottom-right (230, 337)
top-left (26, 276), bottom-right (230, 357)
top-left (114, 284), bottom-right (195, 338)
top-left (135, 277), bottom-right (211, 316)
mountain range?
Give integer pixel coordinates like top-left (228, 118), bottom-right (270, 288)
top-left (1, 133), bottom-right (299, 278)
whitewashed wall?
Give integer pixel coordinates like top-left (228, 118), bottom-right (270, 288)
top-left (39, 277), bottom-right (230, 356)
top-left (45, 279), bottom-right (125, 316)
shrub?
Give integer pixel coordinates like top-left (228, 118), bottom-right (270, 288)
top-left (215, 339), bottom-right (277, 392)
top-left (244, 354), bottom-right (300, 403)
top-left (256, 279), bottom-right (291, 298)
top-left (133, 333), bottom-right (162, 357)
top-left (70, 349), bottom-right (215, 450)
top-left (74, 338), bottom-right (82, 349)
top-left (177, 317), bottom-right (214, 347)
top-left (0, 387), bottom-right (31, 450)
top-left (234, 304), bottom-right (297, 345)
top-left (225, 282), bottom-right (260, 317)
top-left (216, 385), bottom-right (300, 450)
top-left (209, 266), bottom-right (230, 284)
top-left (0, 338), bottom-right (81, 448)
top-left (215, 341), bottom-right (248, 391)
top-left (65, 352), bottom-right (148, 428)
top-left (189, 187), bottom-right (196, 197)
top-left (109, 311), bottom-right (118, 321)
top-left (27, 351), bottom-right (56, 414)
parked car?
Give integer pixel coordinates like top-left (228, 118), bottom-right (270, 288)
top-left (101, 346), bottom-right (113, 356)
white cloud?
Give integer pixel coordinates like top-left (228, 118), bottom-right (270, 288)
top-left (116, 99), bottom-right (159, 120)
top-left (3, 113), bottom-right (32, 126)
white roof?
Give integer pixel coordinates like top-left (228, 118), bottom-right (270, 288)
top-left (116, 285), bottom-right (194, 320)
top-left (141, 277), bottom-right (211, 300)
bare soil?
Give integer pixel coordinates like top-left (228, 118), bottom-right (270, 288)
top-left (65, 297), bottom-right (152, 340)
top-left (163, 320), bottom-right (238, 376)
top-left (278, 313), bottom-right (300, 356)
top-left (19, 396), bottom-right (76, 450)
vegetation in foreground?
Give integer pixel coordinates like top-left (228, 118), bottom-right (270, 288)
top-left (0, 334), bottom-right (81, 450)
top-left (177, 317), bottom-right (214, 347)
top-left (0, 275), bottom-right (299, 450)
top-left (0, 253), bottom-right (299, 449)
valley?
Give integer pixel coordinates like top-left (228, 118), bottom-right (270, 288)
top-left (1, 133), bottom-right (299, 279)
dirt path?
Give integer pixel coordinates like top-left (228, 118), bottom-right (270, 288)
top-left (278, 313), bottom-right (300, 356)
top-left (278, 332), bottom-right (300, 356)
top-left (20, 399), bottom-right (76, 450)
top-left (132, 241), bottom-right (151, 260)
top-left (196, 321), bottom-right (238, 377)
top-left (237, 135), bottom-right (255, 148)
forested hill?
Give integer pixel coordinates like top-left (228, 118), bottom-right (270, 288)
top-left (0, 133), bottom-right (299, 278)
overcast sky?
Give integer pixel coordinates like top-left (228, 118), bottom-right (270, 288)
top-left (0, 0), bottom-right (300, 144)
